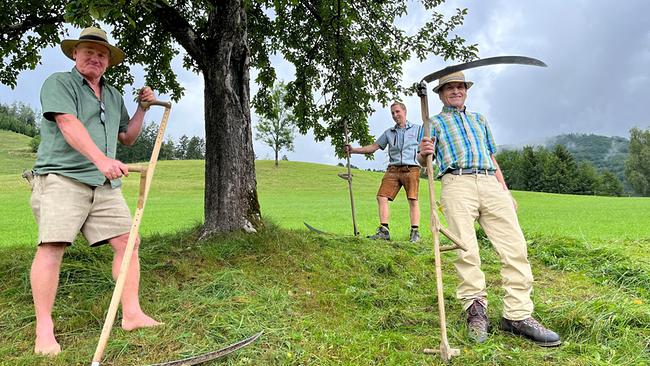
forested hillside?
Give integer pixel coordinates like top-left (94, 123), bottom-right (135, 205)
top-left (546, 133), bottom-right (629, 183)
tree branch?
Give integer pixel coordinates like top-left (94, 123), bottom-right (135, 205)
top-left (149, 1), bottom-right (205, 65)
top-left (300, 0), bottom-right (323, 24)
top-left (2, 14), bottom-right (65, 41)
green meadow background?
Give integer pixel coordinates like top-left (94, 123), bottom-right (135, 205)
top-left (1, 129), bottom-right (649, 365)
top-left (4, 129), bottom-right (650, 251)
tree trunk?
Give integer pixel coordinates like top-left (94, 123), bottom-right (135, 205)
top-left (274, 148), bottom-right (278, 167)
top-left (200, 0), bottom-right (261, 237)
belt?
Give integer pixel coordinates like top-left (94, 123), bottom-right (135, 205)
top-left (446, 168), bottom-right (495, 176)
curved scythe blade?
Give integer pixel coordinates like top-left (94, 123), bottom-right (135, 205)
top-left (421, 55), bottom-right (547, 83)
top-left (146, 331), bottom-right (263, 366)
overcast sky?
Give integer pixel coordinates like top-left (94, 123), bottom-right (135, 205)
top-left (2, 0), bottom-right (649, 170)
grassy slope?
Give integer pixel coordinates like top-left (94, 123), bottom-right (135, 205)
top-left (5, 157), bottom-right (650, 256)
top-left (1, 132), bottom-right (649, 365)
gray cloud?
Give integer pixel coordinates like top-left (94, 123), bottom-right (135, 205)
top-left (2, 1), bottom-right (649, 171)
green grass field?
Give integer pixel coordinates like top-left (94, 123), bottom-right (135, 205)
top-left (1, 131), bottom-right (649, 365)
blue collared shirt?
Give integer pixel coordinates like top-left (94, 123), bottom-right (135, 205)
top-left (375, 121), bottom-right (422, 166)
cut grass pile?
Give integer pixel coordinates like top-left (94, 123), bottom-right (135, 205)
top-left (1, 223), bottom-right (648, 365)
top-left (1, 131), bottom-right (649, 365)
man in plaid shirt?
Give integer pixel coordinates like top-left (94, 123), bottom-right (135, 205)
top-left (417, 72), bottom-right (561, 347)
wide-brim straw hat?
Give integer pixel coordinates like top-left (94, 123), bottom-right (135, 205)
top-left (61, 27), bottom-right (125, 66)
top-left (432, 71), bottom-right (474, 94)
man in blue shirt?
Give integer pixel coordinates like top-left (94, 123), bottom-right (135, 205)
top-left (418, 71), bottom-right (561, 347)
top-left (345, 102), bottom-right (422, 242)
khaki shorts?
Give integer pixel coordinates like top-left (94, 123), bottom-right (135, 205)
top-left (30, 173), bottom-right (132, 246)
top-left (377, 165), bottom-right (421, 201)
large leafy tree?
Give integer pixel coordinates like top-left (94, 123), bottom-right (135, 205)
top-left (1, 0), bottom-right (477, 237)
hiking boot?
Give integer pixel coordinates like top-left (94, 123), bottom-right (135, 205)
top-left (409, 228), bottom-right (420, 242)
top-left (500, 317), bottom-right (562, 347)
top-left (367, 226), bottom-right (390, 240)
top-left (466, 300), bottom-right (489, 343)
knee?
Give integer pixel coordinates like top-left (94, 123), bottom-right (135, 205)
top-left (111, 233), bottom-right (140, 253)
top-left (34, 243), bottom-right (66, 263)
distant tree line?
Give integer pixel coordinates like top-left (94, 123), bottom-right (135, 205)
top-left (496, 145), bottom-right (624, 197)
top-left (0, 101), bottom-right (205, 163)
top-left (116, 121), bottom-right (205, 163)
top-left (546, 133), bottom-right (628, 187)
top-left (0, 101), bottom-right (39, 137)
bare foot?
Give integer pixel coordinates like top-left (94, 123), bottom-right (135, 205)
top-left (121, 313), bottom-right (163, 331)
top-left (34, 331), bottom-right (61, 356)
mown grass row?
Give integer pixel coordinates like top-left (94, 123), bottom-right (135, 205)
top-left (1, 222), bottom-right (648, 365)
top-left (526, 235), bottom-right (650, 301)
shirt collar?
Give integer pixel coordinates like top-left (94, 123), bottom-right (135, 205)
top-left (71, 66), bottom-right (105, 87)
top-left (390, 120), bottom-right (413, 131)
top-left (441, 105), bottom-right (467, 114)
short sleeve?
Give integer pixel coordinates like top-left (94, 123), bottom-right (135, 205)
top-left (480, 114), bottom-right (497, 154)
top-left (118, 100), bottom-right (129, 133)
top-left (374, 131), bottom-right (388, 150)
top-left (40, 74), bottom-right (78, 122)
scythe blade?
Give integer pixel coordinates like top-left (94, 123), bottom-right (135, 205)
top-left (421, 55), bottom-right (547, 83)
top-left (146, 331), bottom-right (263, 366)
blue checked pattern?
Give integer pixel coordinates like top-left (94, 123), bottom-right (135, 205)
top-left (421, 106), bottom-right (497, 176)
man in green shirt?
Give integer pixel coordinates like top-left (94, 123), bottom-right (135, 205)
top-left (29, 27), bottom-right (160, 356)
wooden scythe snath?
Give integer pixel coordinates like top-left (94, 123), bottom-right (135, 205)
top-left (417, 56), bottom-right (546, 362)
top-left (418, 56), bottom-right (547, 363)
top-left (417, 83), bottom-right (466, 363)
top-left (91, 100), bottom-right (172, 366)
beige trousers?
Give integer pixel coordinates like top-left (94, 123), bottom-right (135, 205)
top-left (440, 173), bottom-right (534, 320)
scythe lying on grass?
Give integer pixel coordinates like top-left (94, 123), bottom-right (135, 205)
top-left (418, 56), bottom-right (547, 363)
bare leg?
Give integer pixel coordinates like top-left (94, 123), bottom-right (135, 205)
top-left (408, 198), bottom-right (420, 226)
top-left (108, 233), bottom-right (161, 331)
top-left (377, 196), bottom-right (390, 224)
top-left (31, 243), bottom-right (66, 356)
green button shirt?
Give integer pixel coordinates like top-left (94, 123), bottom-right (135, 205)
top-left (35, 67), bottom-right (130, 187)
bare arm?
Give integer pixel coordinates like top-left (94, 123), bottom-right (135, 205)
top-left (345, 143), bottom-right (381, 155)
top-left (118, 87), bottom-right (155, 146)
top-left (55, 114), bottom-right (128, 179)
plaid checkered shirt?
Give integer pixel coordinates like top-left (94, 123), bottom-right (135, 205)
top-left (421, 106), bottom-right (497, 177)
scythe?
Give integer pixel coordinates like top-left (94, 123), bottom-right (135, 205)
top-left (419, 56), bottom-right (547, 363)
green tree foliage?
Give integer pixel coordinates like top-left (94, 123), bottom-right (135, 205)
top-left (547, 133), bottom-right (629, 185)
top-left (625, 127), bottom-right (650, 196)
top-left (0, 101), bottom-right (39, 137)
top-left (254, 81), bottom-right (296, 167)
top-left (116, 121), bottom-right (160, 163)
top-left (1, 0), bottom-right (477, 234)
top-left (521, 146), bottom-right (548, 192)
top-left (494, 149), bottom-right (523, 189)
top-left (185, 136), bottom-right (205, 160)
top-left (175, 135), bottom-right (189, 160)
top-left (497, 145), bottom-right (624, 196)
top-left (596, 170), bottom-right (624, 197)
top-left (542, 144), bottom-right (578, 194)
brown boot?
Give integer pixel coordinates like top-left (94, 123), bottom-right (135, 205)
top-left (466, 299), bottom-right (488, 343)
top-left (500, 317), bottom-right (561, 347)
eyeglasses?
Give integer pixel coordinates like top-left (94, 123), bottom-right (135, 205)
top-left (99, 101), bottom-right (106, 124)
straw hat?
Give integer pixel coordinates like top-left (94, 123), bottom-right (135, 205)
top-left (61, 27), bottom-right (125, 66)
top-left (432, 71), bottom-right (473, 94)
